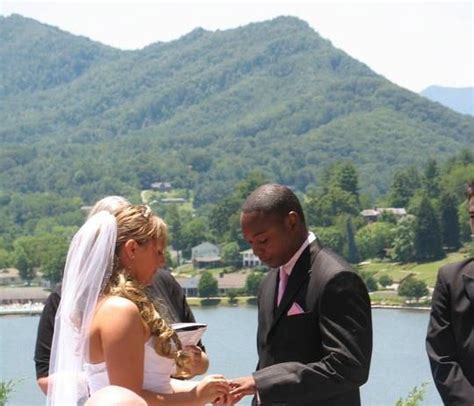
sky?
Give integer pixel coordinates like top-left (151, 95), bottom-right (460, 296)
top-left (1, 0), bottom-right (473, 93)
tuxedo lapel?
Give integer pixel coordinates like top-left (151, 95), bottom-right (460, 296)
top-left (269, 246), bottom-right (312, 334)
top-left (260, 269), bottom-right (278, 338)
top-left (462, 259), bottom-right (474, 303)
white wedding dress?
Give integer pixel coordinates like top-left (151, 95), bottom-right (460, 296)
top-left (85, 338), bottom-right (176, 395)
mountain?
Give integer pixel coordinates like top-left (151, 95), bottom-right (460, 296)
top-left (420, 85), bottom-right (473, 116)
top-left (0, 14), bottom-right (121, 96)
top-left (1, 15), bottom-right (473, 205)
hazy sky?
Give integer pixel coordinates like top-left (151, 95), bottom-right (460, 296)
top-left (1, 0), bottom-right (472, 92)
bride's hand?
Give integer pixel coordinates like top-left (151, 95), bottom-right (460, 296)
top-left (182, 345), bottom-right (209, 377)
top-left (196, 374), bottom-right (229, 404)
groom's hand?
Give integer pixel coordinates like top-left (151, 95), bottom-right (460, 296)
top-left (229, 376), bottom-right (256, 403)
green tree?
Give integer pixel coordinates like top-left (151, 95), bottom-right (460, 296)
top-left (0, 379), bottom-right (19, 406)
top-left (14, 247), bottom-right (35, 284)
top-left (208, 195), bottom-right (241, 240)
top-left (198, 271), bottom-right (218, 298)
top-left (389, 167), bottom-right (421, 207)
top-left (245, 272), bottom-right (265, 296)
top-left (423, 158), bottom-right (440, 198)
top-left (0, 249), bottom-right (11, 269)
top-left (166, 205), bottom-right (185, 264)
top-left (328, 161), bottom-right (360, 204)
top-left (221, 242), bottom-right (241, 268)
top-left (359, 271), bottom-right (378, 292)
top-left (314, 226), bottom-right (344, 254)
top-left (413, 195), bottom-right (445, 262)
top-left (226, 288), bottom-right (239, 304)
top-left (391, 216), bottom-right (416, 263)
top-left (41, 246), bottom-right (67, 284)
top-left (356, 222), bottom-right (395, 260)
top-left (439, 192), bottom-right (461, 251)
top-left (398, 276), bottom-right (428, 302)
top-left (181, 217), bottom-right (208, 257)
top-left (459, 200), bottom-right (472, 242)
top-left (395, 383), bottom-right (428, 406)
top-left (344, 217), bottom-right (360, 264)
top-left (306, 187), bottom-right (359, 227)
top-left (378, 274), bottom-right (393, 288)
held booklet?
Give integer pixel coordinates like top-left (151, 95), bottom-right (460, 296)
top-left (171, 322), bottom-right (207, 346)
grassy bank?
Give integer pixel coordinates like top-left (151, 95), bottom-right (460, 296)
top-left (186, 296), bottom-right (257, 306)
top-left (357, 252), bottom-right (466, 288)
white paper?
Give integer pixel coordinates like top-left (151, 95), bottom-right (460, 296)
top-left (171, 322), bottom-right (207, 346)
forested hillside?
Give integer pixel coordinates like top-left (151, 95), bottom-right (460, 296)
top-left (1, 15), bottom-right (473, 205)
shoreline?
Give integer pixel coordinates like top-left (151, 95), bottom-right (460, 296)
top-left (0, 302), bottom-right (430, 316)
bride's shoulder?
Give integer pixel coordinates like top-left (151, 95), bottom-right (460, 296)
top-left (97, 295), bottom-right (140, 319)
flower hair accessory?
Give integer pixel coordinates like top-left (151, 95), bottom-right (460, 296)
top-left (142, 205), bottom-right (152, 219)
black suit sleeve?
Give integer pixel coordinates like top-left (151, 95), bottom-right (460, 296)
top-left (254, 271), bottom-right (372, 403)
top-left (34, 290), bottom-right (60, 378)
top-left (426, 269), bottom-right (474, 405)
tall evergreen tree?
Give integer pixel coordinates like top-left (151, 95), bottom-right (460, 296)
top-left (344, 217), bottom-right (360, 264)
top-left (389, 167), bottom-right (422, 207)
top-left (166, 205), bottom-right (184, 264)
top-left (423, 158), bottom-right (440, 198)
top-left (334, 162), bottom-right (360, 203)
top-left (439, 192), bottom-right (461, 251)
top-left (413, 195), bottom-right (445, 261)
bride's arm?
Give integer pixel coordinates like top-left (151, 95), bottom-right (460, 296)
top-left (97, 297), bottom-right (228, 406)
top-left (170, 378), bottom-right (198, 392)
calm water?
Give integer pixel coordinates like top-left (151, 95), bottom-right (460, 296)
top-left (0, 308), bottom-right (442, 406)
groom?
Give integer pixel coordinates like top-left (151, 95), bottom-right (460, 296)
top-left (231, 184), bottom-right (372, 406)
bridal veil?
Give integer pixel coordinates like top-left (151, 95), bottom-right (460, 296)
top-left (47, 211), bottom-right (117, 405)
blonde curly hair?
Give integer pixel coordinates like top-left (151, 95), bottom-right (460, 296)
top-left (102, 204), bottom-right (191, 377)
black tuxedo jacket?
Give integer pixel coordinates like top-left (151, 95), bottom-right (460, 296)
top-left (253, 239), bottom-right (372, 406)
top-left (426, 257), bottom-right (474, 405)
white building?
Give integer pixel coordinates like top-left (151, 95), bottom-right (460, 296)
top-left (241, 249), bottom-right (262, 268)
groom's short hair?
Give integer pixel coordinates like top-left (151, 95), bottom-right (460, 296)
top-left (242, 183), bottom-right (306, 225)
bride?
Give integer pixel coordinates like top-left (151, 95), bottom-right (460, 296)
top-left (47, 204), bottom-right (229, 405)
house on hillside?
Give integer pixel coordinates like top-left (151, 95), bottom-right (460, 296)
top-left (0, 268), bottom-right (21, 286)
top-left (361, 207), bottom-right (407, 222)
top-left (216, 272), bottom-right (247, 295)
top-left (175, 277), bottom-right (198, 297)
top-left (150, 182), bottom-right (172, 192)
top-left (191, 242), bottom-right (221, 269)
top-left (161, 197), bottom-right (187, 204)
top-left (0, 287), bottom-right (50, 305)
top-left (241, 249), bottom-right (262, 268)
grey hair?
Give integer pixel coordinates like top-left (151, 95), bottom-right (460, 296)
top-left (88, 196), bottom-right (131, 218)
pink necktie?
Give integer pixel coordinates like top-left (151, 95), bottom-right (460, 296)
top-left (277, 267), bottom-right (288, 306)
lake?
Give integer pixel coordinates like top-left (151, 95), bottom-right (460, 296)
top-left (0, 307), bottom-right (442, 405)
